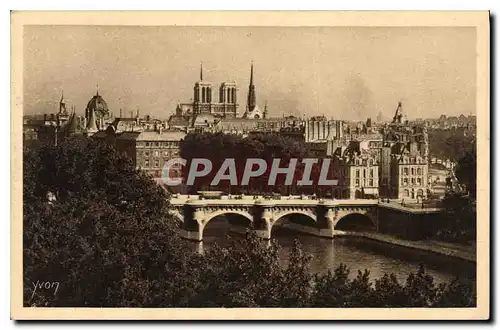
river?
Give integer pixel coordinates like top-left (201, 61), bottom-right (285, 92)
top-left (185, 218), bottom-right (475, 285)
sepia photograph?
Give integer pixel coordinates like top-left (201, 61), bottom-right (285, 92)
top-left (11, 11), bottom-right (490, 320)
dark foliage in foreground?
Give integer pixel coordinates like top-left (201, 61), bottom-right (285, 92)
top-left (435, 149), bottom-right (477, 244)
top-left (23, 139), bottom-right (476, 308)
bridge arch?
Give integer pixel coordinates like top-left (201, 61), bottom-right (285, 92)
top-left (203, 209), bottom-right (253, 224)
top-left (200, 210), bottom-right (254, 234)
top-left (272, 210), bottom-right (317, 226)
top-left (270, 210), bottom-right (317, 237)
top-left (334, 212), bottom-right (376, 231)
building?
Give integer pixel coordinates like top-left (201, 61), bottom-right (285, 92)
top-left (331, 142), bottom-right (379, 199)
top-left (389, 144), bottom-right (428, 201)
top-left (379, 101), bottom-right (430, 201)
top-left (168, 62), bottom-right (272, 132)
top-left (94, 124), bottom-right (186, 181)
top-left (168, 63), bottom-right (240, 127)
top-left (23, 92), bottom-right (86, 147)
top-left (116, 130), bottom-right (186, 179)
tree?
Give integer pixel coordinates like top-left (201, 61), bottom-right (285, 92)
top-left (455, 148), bottom-right (476, 198)
top-left (311, 264), bottom-right (351, 307)
top-left (23, 137), bottom-right (191, 307)
top-left (374, 273), bottom-right (408, 307)
top-left (23, 137), bottom-right (476, 308)
top-left (403, 264), bottom-right (439, 307)
top-left (436, 147), bottom-right (477, 244)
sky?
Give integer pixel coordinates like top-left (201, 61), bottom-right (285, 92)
top-left (23, 26), bottom-right (476, 121)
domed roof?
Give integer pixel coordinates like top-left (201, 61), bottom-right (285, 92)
top-left (86, 91), bottom-right (109, 117)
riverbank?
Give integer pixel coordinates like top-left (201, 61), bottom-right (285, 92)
top-left (335, 230), bottom-right (476, 264)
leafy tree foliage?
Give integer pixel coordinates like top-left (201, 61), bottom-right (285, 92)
top-left (428, 129), bottom-right (475, 162)
top-left (454, 149), bottom-right (476, 198)
top-left (179, 132), bottom-right (331, 195)
top-left (437, 148), bottom-right (477, 243)
top-left (24, 137), bottom-right (191, 307)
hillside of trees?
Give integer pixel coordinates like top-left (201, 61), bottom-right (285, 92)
top-left (436, 148), bottom-right (477, 244)
top-left (23, 138), bottom-right (476, 307)
top-left (179, 132), bottom-right (330, 196)
top-left (428, 129), bottom-right (475, 161)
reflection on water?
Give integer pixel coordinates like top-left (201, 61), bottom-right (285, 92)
top-left (188, 218), bottom-right (474, 285)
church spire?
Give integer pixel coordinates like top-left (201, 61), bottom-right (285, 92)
top-left (247, 62), bottom-right (256, 112)
top-left (200, 62), bottom-right (203, 81)
top-left (96, 83), bottom-right (99, 96)
top-left (250, 61), bottom-right (254, 86)
top-left (59, 90), bottom-right (67, 114)
top-left (392, 101), bottom-right (404, 124)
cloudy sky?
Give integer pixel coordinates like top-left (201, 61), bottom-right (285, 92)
top-left (23, 26), bottom-right (476, 120)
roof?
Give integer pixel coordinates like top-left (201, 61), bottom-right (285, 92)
top-left (168, 115), bottom-right (190, 127)
top-left (86, 92), bottom-right (109, 114)
top-left (193, 113), bottom-right (216, 126)
top-left (117, 130), bottom-right (186, 141)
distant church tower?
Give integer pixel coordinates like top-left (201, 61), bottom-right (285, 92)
top-left (57, 91), bottom-right (69, 125)
top-left (243, 62), bottom-right (263, 119)
top-left (247, 62), bottom-right (256, 112)
top-left (193, 62), bottom-right (212, 115)
top-left (392, 101), bottom-right (407, 124)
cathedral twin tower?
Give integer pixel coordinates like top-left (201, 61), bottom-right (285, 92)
top-left (192, 62), bottom-right (266, 120)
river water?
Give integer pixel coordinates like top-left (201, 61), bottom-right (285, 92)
top-left (186, 218), bottom-right (475, 285)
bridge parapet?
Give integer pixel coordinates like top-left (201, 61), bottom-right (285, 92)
top-left (170, 195), bottom-right (442, 241)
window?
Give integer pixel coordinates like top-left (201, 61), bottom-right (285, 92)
top-left (154, 151), bottom-right (159, 157)
top-left (370, 169), bottom-right (374, 177)
top-left (411, 168), bottom-right (415, 175)
top-left (417, 178), bottom-right (422, 185)
top-left (369, 179), bottom-right (374, 186)
top-left (363, 169), bottom-right (366, 177)
top-left (154, 160), bottom-right (160, 168)
top-left (417, 167), bottom-right (422, 175)
top-left (411, 178), bottom-right (415, 185)
top-left (355, 179), bottom-right (360, 187)
top-left (403, 178), bottom-right (408, 186)
top-left (155, 142), bottom-right (159, 147)
top-left (369, 159), bottom-right (373, 166)
top-left (144, 160), bottom-right (149, 167)
top-left (356, 170), bottom-right (360, 178)
top-left (144, 151), bottom-right (149, 157)
top-left (164, 151), bottom-right (170, 156)
top-left (145, 142), bottom-right (150, 147)
top-left (403, 167), bottom-right (409, 176)
top-left (404, 189), bottom-right (410, 197)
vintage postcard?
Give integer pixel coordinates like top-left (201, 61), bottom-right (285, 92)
top-left (11, 11), bottom-right (490, 320)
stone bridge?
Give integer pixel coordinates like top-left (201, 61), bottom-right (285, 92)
top-left (169, 195), bottom-right (383, 241)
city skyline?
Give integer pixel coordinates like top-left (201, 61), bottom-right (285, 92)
top-left (24, 26), bottom-right (476, 120)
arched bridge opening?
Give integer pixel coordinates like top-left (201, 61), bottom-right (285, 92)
top-left (202, 211), bottom-right (253, 239)
top-left (334, 213), bottom-right (375, 232)
top-left (271, 211), bottom-right (317, 238)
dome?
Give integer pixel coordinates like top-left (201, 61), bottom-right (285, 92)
top-left (86, 91), bottom-right (109, 119)
top-left (193, 113), bottom-right (216, 126)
